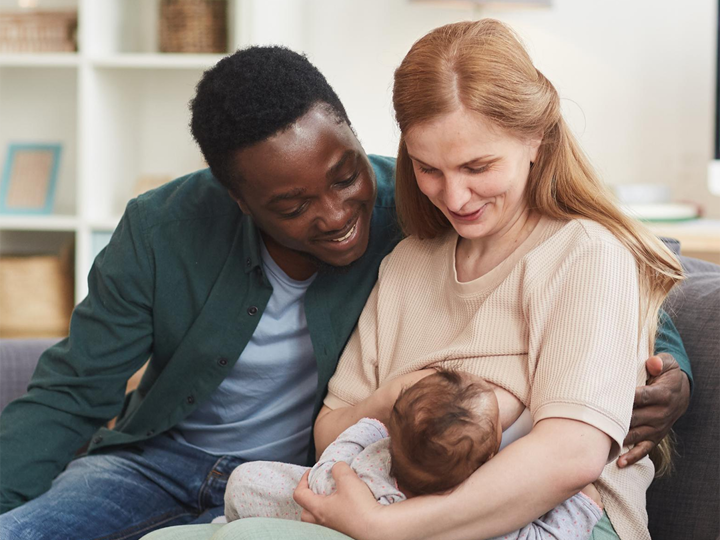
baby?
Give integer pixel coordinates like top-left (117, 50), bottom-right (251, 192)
top-left (224, 370), bottom-right (603, 539)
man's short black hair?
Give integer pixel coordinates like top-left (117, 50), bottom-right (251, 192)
top-left (190, 45), bottom-right (351, 193)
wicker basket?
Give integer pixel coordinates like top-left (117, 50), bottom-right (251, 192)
top-left (0, 247), bottom-right (74, 338)
top-left (159, 0), bottom-right (227, 54)
top-left (0, 11), bottom-right (77, 53)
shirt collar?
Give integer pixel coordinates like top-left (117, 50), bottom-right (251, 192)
top-left (241, 214), bottom-right (264, 274)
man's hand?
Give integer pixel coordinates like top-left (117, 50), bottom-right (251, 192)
top-left (618, 353), bottom-right (690, 468)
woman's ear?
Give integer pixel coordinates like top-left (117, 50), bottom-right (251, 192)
top-left (528, 134), bottom-right (543, 163)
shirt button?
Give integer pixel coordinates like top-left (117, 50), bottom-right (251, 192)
top-left (146, 429), bottom-right (155, 437)
top-left (92, 436), bottom-right (103, 445)
top-left (218, 357), bottom-right (228, 367)
top-left (246, 258), bottom-right (251, 267)
top-left (186, 395), bottom-right (195, 405)
top-left (247, 306), bottom-right (258, 316)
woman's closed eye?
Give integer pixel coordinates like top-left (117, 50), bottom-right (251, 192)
top-left (466, 165), bottom-right (489, 175)
top-left (416, 164), bottom-right (490, 175)
top-left (417, 164), bottom-right (440, 175)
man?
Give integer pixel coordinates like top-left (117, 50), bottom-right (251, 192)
top-left (0, 46), bottom-right (691, 540)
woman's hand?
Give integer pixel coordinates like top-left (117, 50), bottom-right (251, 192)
top-left (294, 464), bottom-right (387, 540)
top-left (619, 353), bottom-right (690, 467)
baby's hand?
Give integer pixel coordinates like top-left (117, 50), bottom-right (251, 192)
top-left (580, 483), bottom-right (603, 509)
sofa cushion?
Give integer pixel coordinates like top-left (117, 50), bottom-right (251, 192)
top-left (0, 338), bottom-right (60, 411)
top-left (646, 257), bottom-right (720, 540)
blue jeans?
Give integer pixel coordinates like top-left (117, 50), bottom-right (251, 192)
top-left (0, 433), bottom-right (244, 540)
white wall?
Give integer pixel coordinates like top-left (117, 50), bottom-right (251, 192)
top-left (259, 0), bottom-right (719, 217)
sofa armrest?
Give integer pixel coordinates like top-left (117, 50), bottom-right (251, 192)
top-left (646, 256), bottom-right (720, 540)
top-left (0, 338), bottom-right (61, 412)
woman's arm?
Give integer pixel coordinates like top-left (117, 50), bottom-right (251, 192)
top-left (315, 369), bottom-right (436, 457)
top-left (297, 417), bottom-right (612, 540)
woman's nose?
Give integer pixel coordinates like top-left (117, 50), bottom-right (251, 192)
top-left (442, 174), bottom-right (472, 213)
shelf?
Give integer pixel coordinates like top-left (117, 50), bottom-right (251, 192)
top-left (0, 53), bottom-right (81, 68)
top-left (0, 215), bottom-right (79, 231)
top-left (649, 219), bottom-right (720, 253)
top-left (90, 54), bottom-right (225, 70)
top-left (88, 217), bottom-right (121, 232)
top-left (1, 0), bottom-right (245, 303)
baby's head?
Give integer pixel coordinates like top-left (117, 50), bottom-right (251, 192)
top-left (388, 369), bottom-right (501, 497)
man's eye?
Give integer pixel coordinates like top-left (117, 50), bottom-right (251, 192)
top-left (337, 171), bottom-right (359, 187)
top-left (281, 202), bottom-right (309, 218)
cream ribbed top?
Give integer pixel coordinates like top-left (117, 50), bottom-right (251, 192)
top-left (325, 217), bottom-right (653, 540)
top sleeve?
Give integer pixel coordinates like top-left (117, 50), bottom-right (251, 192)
top-left (527, 239), bottom-right (643, 461)
top-left (324, 275), bottom-right (384, 410)
top-left (654, 309), bottom-right (693, 394)
top-left (309, 419), bottom-right (389, 496)
top-left (0, 199), bottom-right (155, 514)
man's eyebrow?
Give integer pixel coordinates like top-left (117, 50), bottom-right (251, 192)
top-left (327, 150), bottom-right (356, 179)
top-left (267, 188), bottom-right (306, 206)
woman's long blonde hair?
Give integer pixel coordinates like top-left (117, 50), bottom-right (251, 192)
top-left (393, 19), bottom-right (683, 475)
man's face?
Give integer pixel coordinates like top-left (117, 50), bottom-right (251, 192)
top-left (230, 105), bottom-right (377, 277)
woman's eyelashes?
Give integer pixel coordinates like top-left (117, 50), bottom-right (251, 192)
top-left (466, 165), bottom-right (489, 175)
top-left (416, 164), bottom-right (490, 175)
top-left (418, 164), bottom-right (438, 175)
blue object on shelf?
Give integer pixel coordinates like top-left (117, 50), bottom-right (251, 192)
top-left (0, 143), bottom-right (62, 215)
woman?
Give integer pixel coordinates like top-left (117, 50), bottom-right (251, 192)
top-left (296, 19), bottom-right (682, 540)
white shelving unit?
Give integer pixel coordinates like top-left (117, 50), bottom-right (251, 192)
top-left (0, 0), bottom-right (262, 302)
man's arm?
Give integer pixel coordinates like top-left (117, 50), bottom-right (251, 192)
top-left (655, 309), bottom-right (692, 388)
top-left (619, 310), bottom-right (691, 468)
top-left (0, 200), bottom-right (154, 513)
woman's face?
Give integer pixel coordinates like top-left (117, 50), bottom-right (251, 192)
top-left (404, 108), bottom-right (541, 242)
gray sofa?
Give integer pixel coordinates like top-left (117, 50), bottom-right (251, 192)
top-left (0, 253), bottom-right (718, 539)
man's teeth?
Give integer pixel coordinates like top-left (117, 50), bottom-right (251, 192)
top-left (332, 222), bottom-right (356, 242)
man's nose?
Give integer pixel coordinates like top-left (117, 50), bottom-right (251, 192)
top-left (316, 192), bottom-right (351, 232)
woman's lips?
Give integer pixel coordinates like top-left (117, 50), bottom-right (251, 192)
top-left (449, 203), bottom-right (487, 222)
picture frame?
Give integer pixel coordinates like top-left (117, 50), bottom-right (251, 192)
top-left (0, 143), bottom-right (62, 215)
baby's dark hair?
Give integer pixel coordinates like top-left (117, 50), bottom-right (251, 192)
top-left (388, 369), bottom-right (500, 496)
top-left (190, 45), bottom-right (350, 195)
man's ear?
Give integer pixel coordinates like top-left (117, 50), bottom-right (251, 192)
top-left (227, 190), bottom-right (251, 215)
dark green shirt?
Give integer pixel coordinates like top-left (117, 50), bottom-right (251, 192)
top-left (0, 154), bottom-right (691, 513)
